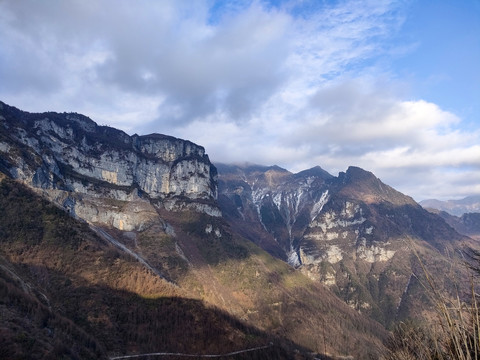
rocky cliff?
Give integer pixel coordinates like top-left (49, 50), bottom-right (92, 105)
top-left (0, 102), bottom-right (389, 358)
top-left (0, 101), bottom-right (220, 231)
top-left (218, 163), bottom-right (474, 326)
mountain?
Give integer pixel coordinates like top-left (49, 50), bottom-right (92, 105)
top-left (0, 175), bottom-right (309, 359)
top-left (218, 163), bottom-right (475, 327)
top-left (426, 208), bottom-right (480, 241)
top-left (420, 195), bottom-right (480, 216)
top-left (0, 102), bottom-right (388, 359)
top-left (0, 100), bottom-right (219, 221)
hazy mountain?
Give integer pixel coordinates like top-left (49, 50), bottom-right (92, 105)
top-left (426, 208), bottom-right (480, 241)
top-left (420, 195), bottom-right (480, 216)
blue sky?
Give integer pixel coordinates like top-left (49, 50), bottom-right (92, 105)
top-left (390, 1), bottom-right (480, 124)
top-left (0, 0), bottom-right (479, 201)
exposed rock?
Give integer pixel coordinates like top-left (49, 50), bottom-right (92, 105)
top-left (0, 101), bottom-right (220, 231)
top-left (217, 163), bottom-right (472, 327)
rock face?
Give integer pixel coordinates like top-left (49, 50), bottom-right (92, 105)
top-left (0, 101), bottom-right (219, 229)
top-left (217, 163), bottom-right (471, 326)
top-left (217, 164), bottom-right (333, 262)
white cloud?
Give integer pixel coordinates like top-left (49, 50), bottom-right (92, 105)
top-left (0, 0), bottom-right (478, 201)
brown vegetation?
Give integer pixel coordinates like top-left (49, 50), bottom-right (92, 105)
top-left (0, 176), bottom-right (388, 359)
top-left (385, 247), bottom-right (480, 359)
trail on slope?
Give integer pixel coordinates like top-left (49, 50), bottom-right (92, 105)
top-left (109, 344), bottom-right (272, 359)
top-left (90, 225), bottom-right (175, 285)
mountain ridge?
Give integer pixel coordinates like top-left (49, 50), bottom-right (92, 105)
top-left (217, 162), bottom-right (473, 327)
top-left (0, 101), bottom-right (390, 359)
top-left (420, 195), bottom-right (480, 216)
top-left (0, 101), bottom-right (476, 358)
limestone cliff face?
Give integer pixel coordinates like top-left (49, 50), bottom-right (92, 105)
top-left (217, 163), bottom-right (470, 327)
top-left (0, 101), bottom-right (220, 229)
top-left (217, 164), bottom-right (333, 263)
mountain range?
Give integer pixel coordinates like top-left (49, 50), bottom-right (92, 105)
top-left (0, 101), bottom-right (477, 359)
top-left (420, 196), bottom-right (480, 216)
top-left (420, 196), bottom-right (480, 240)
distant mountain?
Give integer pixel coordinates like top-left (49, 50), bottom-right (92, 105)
top-left (426, 208), bottom-right (480, 240)
top-left (420, 195), bottom-right (480, 216)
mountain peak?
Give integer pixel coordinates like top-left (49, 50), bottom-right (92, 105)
top-left (294, 166), bottom-right (333, 180)
top-left (337, 166), bottom-right (416, 205)
top-left (345, 166), bottom-right (376, 181)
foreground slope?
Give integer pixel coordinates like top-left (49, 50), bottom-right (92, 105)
top-left (0, 175), bottom-right (293, 359)
top-left (0, 102), bottom-right (387, 359)
top-left (2, 175), bottom-right (347, 359)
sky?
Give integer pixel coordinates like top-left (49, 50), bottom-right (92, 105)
top-left (0, 0), bottom-right (479, 201)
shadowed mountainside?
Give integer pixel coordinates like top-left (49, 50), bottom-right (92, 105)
top-left (424, 208), bottom-right (480, 241)
top-left (0, 172), bottom-right (387, 359)
top-left (0, 176), bottom-right (312, 359)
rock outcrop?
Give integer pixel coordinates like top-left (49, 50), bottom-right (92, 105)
top-left (0, 101), bottom-right (220, 230)
top-left (217, 163), bottom-right (473, 326)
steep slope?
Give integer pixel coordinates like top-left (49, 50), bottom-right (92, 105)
top-left (0, 100), bottom-right (219, 226)
top-left (0, 102), bottom-right (388, 359)
top-left (0, 176), bottom-right (310, 359)
top-left (218, 164), bottom-right (475, 327)
top-left (217, 163), bottom-right (332, 265)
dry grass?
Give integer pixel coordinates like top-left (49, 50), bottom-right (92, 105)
top-left (385, 244), bottom-right (480, 360)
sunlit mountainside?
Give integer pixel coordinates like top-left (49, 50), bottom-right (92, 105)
top-left (0, 102), bottom-right (478, 359)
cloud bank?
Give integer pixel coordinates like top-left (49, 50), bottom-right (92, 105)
top-left (0, 0), bottom-right (478, 201)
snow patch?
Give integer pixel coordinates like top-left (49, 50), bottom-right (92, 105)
top-left (310, 190), bottom-right (329, 220)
